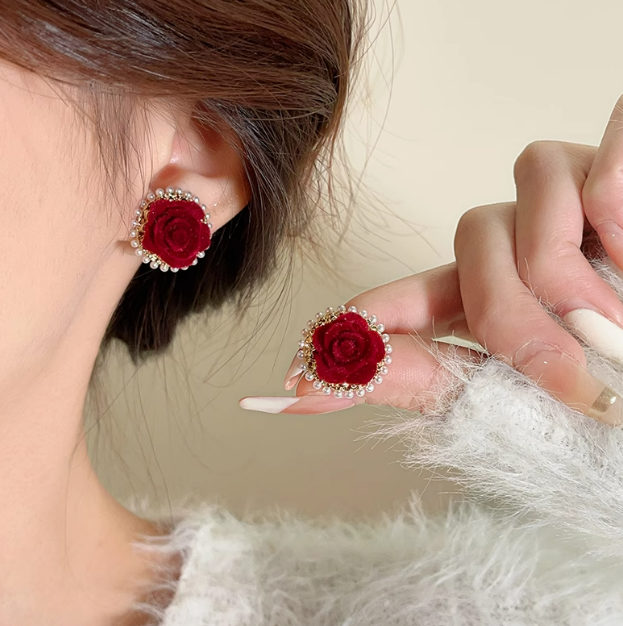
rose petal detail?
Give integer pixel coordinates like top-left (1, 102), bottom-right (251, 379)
top-left (142, 198), bottom-right (211, 269)
top-left (312, 312), bottom-right (386, 386)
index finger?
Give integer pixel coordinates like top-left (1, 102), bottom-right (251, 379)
top-left (344, 262), bottom-right (470, 340)
top-left (282, 263), bottom-right (478, 393)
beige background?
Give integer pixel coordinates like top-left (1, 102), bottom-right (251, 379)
top-left (87, 0), bottom-right (623, 520)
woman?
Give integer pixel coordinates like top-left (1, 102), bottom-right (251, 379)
top-left (4, 1), bottom-right (623, 625)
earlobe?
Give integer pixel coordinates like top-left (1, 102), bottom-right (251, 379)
top-left (122, 103), bottom-right (251, 272)
top-left (146, 102), bottom-right (251, 234)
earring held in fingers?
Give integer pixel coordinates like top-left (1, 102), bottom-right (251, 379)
top-left (296, 305), bottom-right (392, 399)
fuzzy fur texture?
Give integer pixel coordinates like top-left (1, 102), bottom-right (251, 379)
top-left (124, 243), bottom-right (623, 625)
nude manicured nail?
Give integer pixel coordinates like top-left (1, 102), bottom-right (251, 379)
top-left (515, 345), bottom-right (623, 427)
top-left (239, 396), bottom-right (355, 415)
top-left (563, 308), bottom-right (623, 365)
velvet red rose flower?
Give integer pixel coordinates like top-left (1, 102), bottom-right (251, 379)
top-left (142, 199), bottom-right (212, 269)
top-left (312, 312), bottom-right (386, 385)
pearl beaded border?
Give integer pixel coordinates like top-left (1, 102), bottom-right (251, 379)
top-left (297, 304), bottom-right (392, 399)
top-left (129, 187), bottom-right (214, 272)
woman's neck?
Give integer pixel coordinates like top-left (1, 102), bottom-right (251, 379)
top-left (0, 311), bottom-right (176, 626)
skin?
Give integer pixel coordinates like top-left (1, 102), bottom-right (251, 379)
top-left (6, 32), bottom-right (623, 626)
top-left (0, 59), bottom-right (249, 626)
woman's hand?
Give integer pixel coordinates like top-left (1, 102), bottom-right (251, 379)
top-left (241, 96), bottom-right (623, 427)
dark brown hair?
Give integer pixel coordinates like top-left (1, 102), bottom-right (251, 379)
top-left (0, 1), bottom-right (368, 364)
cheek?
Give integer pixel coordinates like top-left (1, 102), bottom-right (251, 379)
top-left (0, 63), bottom-right (101, 255)
top-left (0, 61), bottom-right (114, 364)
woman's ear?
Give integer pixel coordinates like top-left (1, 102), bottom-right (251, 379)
top-left (139, 101), bottom-right (251, 234)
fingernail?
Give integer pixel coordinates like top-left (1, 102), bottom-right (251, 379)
top-left (594, 221), bottom-right (623, 269)
top-left (284, 355), bottom-right (305, 390)
top-left (563, 308), bottom-right (623, 365)
top-left (515, 344), bottom-right (623, 427)
top-left (239, 396), bottom-right (355, 415)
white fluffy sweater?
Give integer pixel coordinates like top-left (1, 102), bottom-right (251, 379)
top-left (126, 250), bottom-right (623, 625)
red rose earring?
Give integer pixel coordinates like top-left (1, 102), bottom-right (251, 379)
top-left (129, 187), bottom-right (213, 272)
top-left (297, 305), bottom-right (392, 398)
